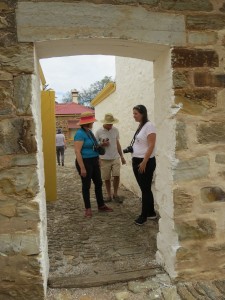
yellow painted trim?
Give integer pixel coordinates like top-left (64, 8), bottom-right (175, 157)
top-left (91, 82), bottom-right (116, 107)
top-left (41, 90), bottom-right (57, 201)
top-left (39, 62), bottom-right (46, 87)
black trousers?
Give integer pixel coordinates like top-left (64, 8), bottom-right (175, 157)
top-left (56, 146), bottom-right (65, 164)
top-left (76, 157), bottom-right (104, 209)
top-left (132, 157), bottom-right (156, 219)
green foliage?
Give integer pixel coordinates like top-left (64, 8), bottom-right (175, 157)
top-left (78, 76), bottom-right (112, 106)
top-left (61, 76), bottom-right (113, 106)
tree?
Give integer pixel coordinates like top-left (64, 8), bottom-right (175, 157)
top-left (78, 76), bottom-right (112, 106)
top-left (62, 91), bottom-right (72, 103)
top-left (61, 76), bottom-right (113, 105)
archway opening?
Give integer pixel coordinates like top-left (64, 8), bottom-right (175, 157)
top-left (40, 53), bottom-right (159, 287)
top-left (33, 38), bottom-right (176, 288)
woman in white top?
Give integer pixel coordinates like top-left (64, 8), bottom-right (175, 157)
top-left (132, 105), bottom-right (156, 226)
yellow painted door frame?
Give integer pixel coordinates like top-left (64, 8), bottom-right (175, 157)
top-left (41, 90), bottom-right (57, 201)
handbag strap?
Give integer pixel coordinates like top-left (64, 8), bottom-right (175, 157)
top-left (82, 128), bottom-right (98, 147)
top-left (88, 130), bottom-right (99, 147)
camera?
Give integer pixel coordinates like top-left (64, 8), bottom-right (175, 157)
top-left (94, 145), bottom-right (105, 155)
top-left (123, 146), bottom-right (133, 154)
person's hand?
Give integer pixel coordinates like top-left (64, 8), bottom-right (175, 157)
top-left (101, 140), bottom-right (110, 147)
top-left (81, 167), bottom-right (87, 177)
top-left (138, 161), bottom-right (147, 173)
top-left (121, 157), bottom-right (126, 165)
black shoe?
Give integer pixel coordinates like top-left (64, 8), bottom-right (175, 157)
top-left (147, 213), bottom-right (157, 220)
top-left (58, 163), bottom-right (60, 166)
top-left (134, 215), bottom-right (147, 226)
top-left (62, 162), bottom-right (64, 166)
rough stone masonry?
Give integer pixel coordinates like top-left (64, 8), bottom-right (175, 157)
top-left (0, 0), bottom-right (225, 298)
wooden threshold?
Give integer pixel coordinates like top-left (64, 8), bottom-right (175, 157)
top-left (48, 267), bottom-right (164, 288)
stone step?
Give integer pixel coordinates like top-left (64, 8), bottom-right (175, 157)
top-left (48, 267), bottom-right (163, 288)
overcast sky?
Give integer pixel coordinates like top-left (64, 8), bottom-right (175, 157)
top-left (40, 55), bottom-right (115, 102)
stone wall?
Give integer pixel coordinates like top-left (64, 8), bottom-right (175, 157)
top-left (172, 33), bottom-right (225, 279)
top-left (93, 56), bottom-right (155, 196)
top-left (0, 1), bottom-right (47, 299)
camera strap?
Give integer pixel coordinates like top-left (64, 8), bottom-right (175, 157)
top-left (130, 125), bottom-right (143, 147)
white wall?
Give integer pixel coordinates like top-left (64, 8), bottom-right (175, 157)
top-left (94, 56), bottom-right (154, 196)
top-left (154, 49), bottom-right (179, 278)
top-left (33, 49), bottom-right (49, 295)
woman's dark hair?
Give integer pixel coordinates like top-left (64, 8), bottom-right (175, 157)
top-left (81, 124), bottom-right (91, 129)
top-left (133, 105), bottom-right (149, 125)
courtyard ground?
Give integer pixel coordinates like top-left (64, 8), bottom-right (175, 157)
top-left (46, 147), bottom-right (225, 300)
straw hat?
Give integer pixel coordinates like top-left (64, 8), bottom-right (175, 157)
top-left (78, 112), bottom-right (97, 125)
top-left (101, 113), bottom-right (118, 124)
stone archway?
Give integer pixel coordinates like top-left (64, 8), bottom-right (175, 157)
top-left (0, 1), bottom-right (225, 298)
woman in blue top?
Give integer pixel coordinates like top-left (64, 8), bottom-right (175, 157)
top-left (74, 112), bottom-right (113, 218)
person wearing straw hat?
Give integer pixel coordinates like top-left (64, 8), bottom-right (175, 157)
top-left (74, 112), bottom-right (113, 218)
top-left (95, 113), bottom-right (126, 203)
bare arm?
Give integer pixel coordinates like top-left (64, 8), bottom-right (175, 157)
top-left (138, 133), bottom-right (156, 173)
top-left (74, 141), bottom-right (86, 177)
top-left (116, 139), bottom-right (126, 165)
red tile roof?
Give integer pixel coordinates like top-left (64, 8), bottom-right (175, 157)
top-left (68, 120), bottom-right (80, 129)
top-left (55, 102), bottom-right (94, 115)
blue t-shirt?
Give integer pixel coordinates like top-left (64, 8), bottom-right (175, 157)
top-left (74, 128), bottom-right (99, 159)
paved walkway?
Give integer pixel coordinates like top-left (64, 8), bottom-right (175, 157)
top-left (47, 146), bottom-right (160, 287)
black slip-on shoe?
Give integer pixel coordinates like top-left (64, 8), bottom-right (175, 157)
top-left (135, 215), bottom-right (147, 226)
